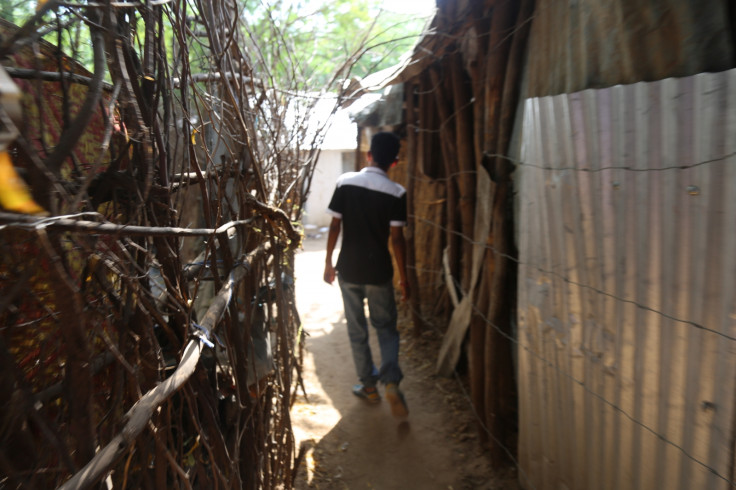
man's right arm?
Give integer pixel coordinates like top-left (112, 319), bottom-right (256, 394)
top-left (323, 217), bottom-right (341, 284)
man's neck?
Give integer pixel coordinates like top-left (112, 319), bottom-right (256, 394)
top-left (367, 163), bottom-right (388, 172)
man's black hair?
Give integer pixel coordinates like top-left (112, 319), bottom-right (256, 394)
top-left (370, 132), bottom-right (400, 169)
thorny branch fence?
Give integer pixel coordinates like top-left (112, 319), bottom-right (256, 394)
top-left (0, 0), bottom-right (357, 488)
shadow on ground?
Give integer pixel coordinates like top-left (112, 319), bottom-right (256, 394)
top-left (291, 238), bottom-right (518, 489)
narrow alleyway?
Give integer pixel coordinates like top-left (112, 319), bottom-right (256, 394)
top-left (291, 237), bottom-right (518, 489)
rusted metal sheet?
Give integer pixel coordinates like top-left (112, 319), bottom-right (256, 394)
top-left (523, 0), bottom-right (734, 98)
top-left (517, 68), bottom-right (736, 490)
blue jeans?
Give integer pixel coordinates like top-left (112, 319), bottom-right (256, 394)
top-left (338, 277), bottom-right (403, 388)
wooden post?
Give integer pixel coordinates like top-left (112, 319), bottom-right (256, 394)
top-left (450, 53), bottom-right (476, 294)
top-left (470, 258), bottom-right (491, 443)
top-left (405, 81), bottom-right (426, 334)
top-left (477, 0), bottom-right (532, 466)
top-left (429, 66), bottom-right (461, 299)
top-left (483, 183), bottom-right (517, 465)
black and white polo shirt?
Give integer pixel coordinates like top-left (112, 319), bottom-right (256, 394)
top-left (327, 166), bottom-right (407, 285)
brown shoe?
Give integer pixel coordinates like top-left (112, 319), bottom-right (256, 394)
top-left (385, 383), bottom-right (408, 418)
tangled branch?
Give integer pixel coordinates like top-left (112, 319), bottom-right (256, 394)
top-left (0, 0), bottom-right (354, 487)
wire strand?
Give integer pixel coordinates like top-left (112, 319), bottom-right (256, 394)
top-left (410, 215), bottom-right (736, 344)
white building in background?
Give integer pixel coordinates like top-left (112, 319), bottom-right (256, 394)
top-left (301, 95), bottom-right (378, 234)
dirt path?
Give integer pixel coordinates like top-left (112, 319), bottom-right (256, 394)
top-left (291, 237), bottom-right (518, 489)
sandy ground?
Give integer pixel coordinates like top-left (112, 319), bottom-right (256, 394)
top-left (291, 237), bottom-right (519, 490)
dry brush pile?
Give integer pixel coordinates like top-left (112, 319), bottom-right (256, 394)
top-left (0, 0), bottom-right (343, 488)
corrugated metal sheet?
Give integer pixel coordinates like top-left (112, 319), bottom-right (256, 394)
top-left (523, 0), bottom-right (734, 98)
top-left (517, 68), bottom-right (736, 490)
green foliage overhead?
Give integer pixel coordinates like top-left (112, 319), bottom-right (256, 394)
top-left (0, 0), bottom-right (430, 92)
top-left (243, 0), bottom-right (430, 90)
top-left (0, 0), bottom-right (31, 24)
top-left (0, 2), bottom-right (97, 74)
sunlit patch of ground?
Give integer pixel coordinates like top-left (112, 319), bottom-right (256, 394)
top-left (291, 237), bottom-right (519, 489)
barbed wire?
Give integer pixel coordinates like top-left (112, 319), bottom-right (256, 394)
top-left (407, 264), bottom-right (444, 277)
top-left (404, 145), bottom-right (736, 180)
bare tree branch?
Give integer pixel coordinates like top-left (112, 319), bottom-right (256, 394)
top-left (57, 243), bottom-right (269, 490)
top-left (0, 211), bottom-right (256, 237)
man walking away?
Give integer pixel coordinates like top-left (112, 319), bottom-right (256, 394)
top-left (323, 131), bottom-right (410, 418)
